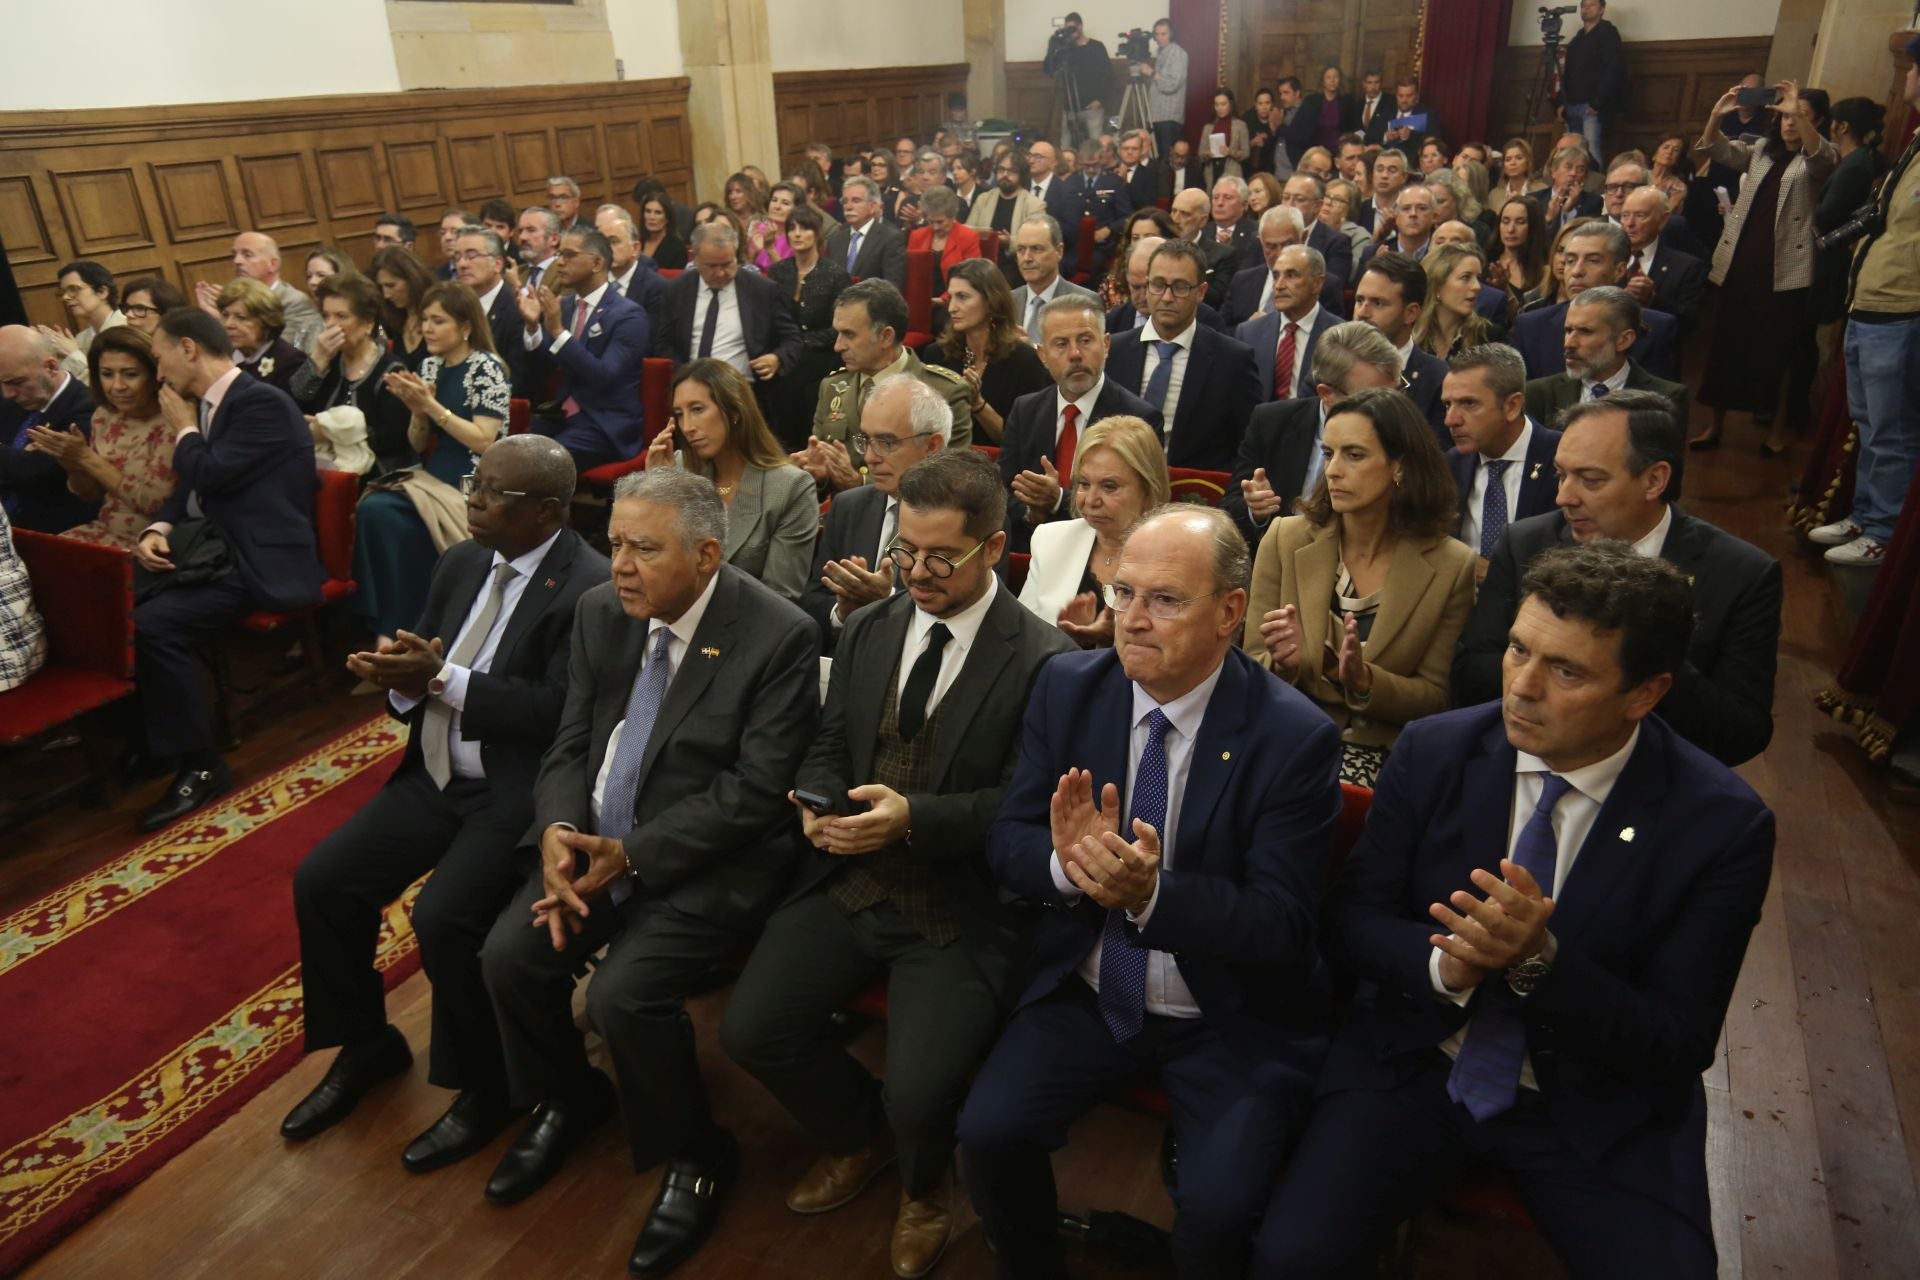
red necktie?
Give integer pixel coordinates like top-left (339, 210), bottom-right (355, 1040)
top-left (1056, 403), bottom-right (1079, 481)
top-left (1273, 322), bottom-right (1300, 400)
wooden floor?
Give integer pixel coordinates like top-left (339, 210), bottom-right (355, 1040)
top-left (8, 415), bottom-right (1920, 1279)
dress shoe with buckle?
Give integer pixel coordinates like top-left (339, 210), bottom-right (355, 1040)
top-left (279, 1025), bottom-right (412, 1141)
top-left (890, 1176), bottom-right (955, 1278)
top-left (484, 1072), bottom-right (616, 1205)
top-left (785, 1140), bottom-right (895, 1213)
top-left (627, 1130), bottom-right (741, 1275)
top-left (137, 762), bottom-right (232, 832)
top-left (402, 1089), bottom-right (518, 1173)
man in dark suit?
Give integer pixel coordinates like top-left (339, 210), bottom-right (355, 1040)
top-left (477, 468), bottom-right (818, 1273)
top-left (1453, 392), bottom-right (1782, 766)
top-left (1441, 344), bottom-right (1561, 569)
top-left (1257, 541), bottom-right (1774, 1278)
top-left (132, 308), bottom-right (323, 830)
top-left (1541, 144), bottom-right (1606, 232)
top-left (826, 178), bottom-right (908, 291)
top-left (1237, 244), bottom-right (1342, 405)
top-left (1285, 175), bottom-right (1356, 315)
top-left (1620, 186), bottom-right (1708, 335)
top-left (1057, 146), bottom-right (1133, 280)
top-left (595, 204), bottom-right (667, 323)
top-left (724, 450), bottom-right (1074, 1279)
top-left (1510, 224), bottom-right (1680, 381)
top-left (520, 227), bottom-right (651, 471)
top-left (1220, 205), bottom-right (1306, 328)
top-left (1382, 76), bottom-right (1442, 160)
top-left (0, 326), bottom-right (98, 532)
top-left (1525, 287), bottom-right (1691, 429)
top-left (1108, 239), bottom-right (1259, 471)
top-left (1223, 319), bottom-right (1402, 549)
top-left (1356, 72), bottom-right (1389, 145)
top-left (999, 293), bottom-right (1160, 554)
top-left (1357, 146), bottom-right (1411, 236)
top-left (1024, 140), bottom-right (1075, 231)
top-left (1352, 253), bottom-right (1451, 438)
top-left (1204, 177), bottom-right (1263, 273)
top-left (958, 505), bottom-right (1344, 1278)
top-left (1169, 188), bottom-right (1239, 309)
top-left (453, 225), bottom-right (531, 398)
top-left (1115, 130), bottom-right (1160, 214)
top-left (658, 222), bottom-right (801, 422)
top-left (1106, 235), bottom-right (1228, 335)
top-left (1158, 138), bottom-right (1206, 200)
top-left (283, 437), bottom-right (607, 1164)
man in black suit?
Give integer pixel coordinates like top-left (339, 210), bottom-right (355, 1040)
top-left (659, 222), bottom-right (801, 424)
top-left (1357, 147), bottom-right (1410, 236)
top-left (453, 226), bottom-right (530, 397)
top-left (1524, 287), bottom-right (1690, 428)
top-left (1382, 76), bottom-right (1442, 160)
top-left (1236, 245), bottom-right (1342, 410)
top-left (1541, 145), bottom-right (1605, 233)
top-left (1441, 344), bottom-right (1561, 572)
top-left (1223, 319), bottom-right (1401, 549)
top-left (724, 450), bottom-right (1074, 1279)
top-left (1107, 235), bottom-right (1228, 335)
top-left (825, 177), bottom-right (908, 291)
top-left (0, 326), bottom-right (98, 532)
top-left (1169, 188), bottom-right (1238, 309)
top-left (1204, 177), bottom-right (1263, 273)
top-left (545, 176), bottom-right (591, 235)
top-left (999, 293), bottom-right (1161, 554)
top-left (1453, 392), bottom-right (1782, 766)
top-left (1283, 175), bottom-right (1356, 315)
top-left (1258, 541), bottom-right (1774, 1278)
top-left (595, 204), bottom-right (667, 321)
top-left (477, 468), bottom-right (818, 1273)
top-left (1025, 140), bottom-right (1074, 229)
top-left (283, 437), bottom-right (606, 1164)
top-left (1620, 186), bottom-right (1707, 335)
top-left (1114, 130), bottom-right (1160, 214)
top-left (1352, 252), bottom-right (1451, 438)
top-left (1108, 239), bottom-right (1259, 472)
top-left (1159, 138), bottom-right (1206, 200)
top-left (132, 309), bottom-right (323, 830)
top-left (1510, 224), bottom-right (1681, 381)
top-left (1220, 205), bottom-right (1306, 328)
top-left (1355, 71), bottom-right (1390, 146)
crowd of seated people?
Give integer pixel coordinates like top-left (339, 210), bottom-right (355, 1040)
top-left (29, 44), bottom-right (1920, 1277)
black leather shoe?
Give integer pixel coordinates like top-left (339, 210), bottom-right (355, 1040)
top-left (137, 762), bottom-right (233, 832)
top-left (627, 1131), bottom-right (741, 1275)
top-left (279, 1026), bottom-right (412, 1141)
top-left (402, 1090), bottom-right (519, 1173)
top-left (484, 1073), bottom-right (617, 1205)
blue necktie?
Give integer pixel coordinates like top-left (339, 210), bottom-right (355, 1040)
top-left (1098, 708), bottom-right (1170, 1042)
top-left (1588, 382), bottom-right (1609, 400)
top-left (1446, 773), bottom-right (1573, 1121)
top-left (1478, 459), bottom-right (1513, 559)
top-left (1142, 341), bottom-right (1178, 412)
top-left (598, 626), bottom-right (676, 905)
top-left (846, 228), bottom-right (864, 273)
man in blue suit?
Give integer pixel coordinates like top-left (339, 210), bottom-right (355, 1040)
top-left (1236, 244), bottom-right (1341, 406)
top-left (1441, 344), bottom-right (1561, 566)
top-left (958, 505), bottom-right (1343, 1279)
top-left (1510, 223), bottom-right (1679, 381)
top-left (133, 308), bottom-right (324, 830)
top-left (520, 227), bottom-right (650, 471)
top-left (1255, 540), bottom-right (1774, 1278)
top-left (1352, 252), bottom-right (1451, 439)
top-left (1057, 144), bottom-right (1133, 280)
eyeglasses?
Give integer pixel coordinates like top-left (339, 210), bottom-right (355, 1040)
top-left (1602, 182), bottom-right (1639, 194)
top-left (1107, 583), bottom-right (1221, 619)
top-left (452, 249), bottom-right (494, 263)
top-left (851, 430), bottom-right (933, 456)
top-left (884, 540), bottom-right (987, 579)
top-left (458, 473), bottom-right (533, 501)
top-left (1145, 279), bottom-right (1200, 298)
top-left (123, 303), bottom-right (159, 318)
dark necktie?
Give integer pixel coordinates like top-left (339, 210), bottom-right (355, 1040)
top-left (2, 410), bottom-right (43, 516)
top-left (1143, 341), bottom-right (1178, 411)
top-left (896, 622), bottom-right (952, 743)
top-left (1099, 708), bottom-right (1170, 1042)
top-left (1273, 321), bottom-right (1301, 399)
top-left (697, 288), bottom-right (721, 358)
top-left (1588, 382), bottom-right (1609, 401)
top-left (1446, 774), bottom-right (1573, 1121)
top-left (1478, 459), bottom-right (1513, 559)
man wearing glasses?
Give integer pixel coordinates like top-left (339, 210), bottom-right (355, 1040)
top-left (724, 448), bottom-right (1073, 1279)
top-left (519, 226), bottom-right (651, 472)
top-left (451, 225), bottom-right (529, 396)
top-left (965, 151), bottom-right (1046, 247)
top-left (958, 503), bottom-right (1343, 1277)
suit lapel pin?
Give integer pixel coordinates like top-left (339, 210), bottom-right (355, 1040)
top-left (1619, 827), bottom-right (1635, 842)
top-left (544, 577), bottom-right (558, 588)
top-left (1529, 462), bottom-right (1542, 480)
top-left (1220, 750), bottom-right (1231, 761)
top-left (700, 646), bottom-right (721, 659)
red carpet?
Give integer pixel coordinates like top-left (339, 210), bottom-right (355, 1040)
top-left (0, 719), bottom-right (412, 1276)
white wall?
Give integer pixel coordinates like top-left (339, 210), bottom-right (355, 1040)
top-left (606, 0), bottom-right (685, 80)
top-left (0, 0), bottom-right (401, 111)
top-left (767, 1), bottom-right (966, 71)
top-left (1004, 1), bottom-right (1168, 62)
top-left (1508, 0), bottom-right (1786, 45)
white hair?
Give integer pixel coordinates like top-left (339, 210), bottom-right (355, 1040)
top-left (1259, 206), bottom-right (1306, 238)
top-left (868, 373), bottom-right (953, 444)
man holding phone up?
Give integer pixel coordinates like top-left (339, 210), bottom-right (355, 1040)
top-left (722, 445), bottom-right (1073, 1279)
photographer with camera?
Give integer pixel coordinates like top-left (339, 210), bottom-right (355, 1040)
top-left (1139, 18), bottom-right (1187, 162)
top-left (1045, 12), bottom-right (1113, 153)
top-left (1559, 1), bottom-right (1625, 163)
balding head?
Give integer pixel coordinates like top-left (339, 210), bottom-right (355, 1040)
top-left (0, 325), bottom-right (64, 411)
top-left (232, 232), bottom-right (282, 284)
top-left (1431, 220), bottom-right (1479, 250)
top-left (1170, 189), bottom-right (1210, 238)
top-left (466, 434), bottom-right (576, 556)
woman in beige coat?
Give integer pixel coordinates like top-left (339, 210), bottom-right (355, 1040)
top-left (1245, 388), bottom-right (1475, 785)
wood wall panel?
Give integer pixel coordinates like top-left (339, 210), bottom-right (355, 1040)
top-left (772, 64), bottom-right (969, 170)
top-left (0, 77), bottom-right (694, 329)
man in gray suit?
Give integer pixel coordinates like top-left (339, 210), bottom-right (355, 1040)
top-left (477, 468), bottom-right (819, 1275)
top-left (194, 231), bottom-right (322, 351)
top-left (1010, 214), bottom-right (1100, 341)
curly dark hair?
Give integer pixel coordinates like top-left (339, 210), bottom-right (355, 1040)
top-left (1519, 540), bottom-right (1695, 689)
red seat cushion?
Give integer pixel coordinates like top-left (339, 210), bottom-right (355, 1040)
top-left (1441, 1175), bottom-right (1537, 1226)
top-left (580, 455), bottom-right (649, 489)
top-left (240, 578), bottom-right (355, 633)
top-left (847, 979), bottom-right (889, 1021)
top-left (0, 669), bottom-right (136, 744)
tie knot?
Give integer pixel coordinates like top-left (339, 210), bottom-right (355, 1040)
top-left (1062, 403), bottom-right (1080, 427)
top-left (1536, 773), bottom-right (1573, 813)
top-left (649, 626), bottom-right (674, 659)
top-left (492, 562), bottom-right (518, 587)
top-left (1144, 707), bottom-right (1171, 743)
top-left (1155, 340), bottom-right (1178, 359)
top-left (1485, 459), bottom-right (1512, 477)
top-left (1285, 321), bottom-right (1299, 335)
top-left (1589, 383), bottom-right (1609, 400)
top-left (926, 621), bottom-right (953, 651)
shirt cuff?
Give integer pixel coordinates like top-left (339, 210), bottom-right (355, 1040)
top-left (1048, 850), bottom-right (1083, 898)
top-left (522, 327), bottom-right (544, 352)
top-left (436, 662), bottom-right (472, 711)
top-left (547, 330), bottom-right (571, 354)
top-left (142, 520), bottom-right (175, 538)
top-left (389, 689), bottom-right (421, 715)
top-left (174, 424), bottom-right (200, 443)
top-left (1429, 946), bottom-right (1475, 1008)
top-left (1125, 875), bottom-right (1162, 927)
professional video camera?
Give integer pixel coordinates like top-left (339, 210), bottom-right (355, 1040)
top-left (1537, 5), bottom-right (1577, 45)
top-left (1118, 27), bottom-right (1153, 64)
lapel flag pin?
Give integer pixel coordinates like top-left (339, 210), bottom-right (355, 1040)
top-left (1619, 826), bottom-right (1635, 842)
top-left (544, 577), bottom-right (558, 588)
top-left (701, 646), bottom-right (721, 659)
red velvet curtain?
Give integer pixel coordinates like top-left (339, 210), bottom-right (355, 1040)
top-left (1418, 0), bottom-right (1515, 148)
top-left (1170, 0), bottom-right (1223, 144)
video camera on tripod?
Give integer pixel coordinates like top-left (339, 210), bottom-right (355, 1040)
top-left (1536, 5), bottom-right (1577, 45)
top-left (1118, 27), bottom-right (1154, 64)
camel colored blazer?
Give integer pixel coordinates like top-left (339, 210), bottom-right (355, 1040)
top-left (1243, 515), bottom-right (1477, 749)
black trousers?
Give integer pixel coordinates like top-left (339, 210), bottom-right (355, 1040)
top-left (480, 868), bottom-right (744, 1168)
top-left (133, 575), bottom-right (253, 756)
top-left (719, 888), bottom-right (1019, 1197)
top-left (292, 765), bottom-right (525, 1099)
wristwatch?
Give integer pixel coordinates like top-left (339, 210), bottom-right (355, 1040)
top-left (1506, 952), bottom-right (1552, 996)
top-left (426, 663), bottom-right (453, 696)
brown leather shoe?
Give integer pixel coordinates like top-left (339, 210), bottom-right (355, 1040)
top-left (890, 1178), bottom-right (954, 1279)
top-left (784, 1142), bottom-right (895, 1214)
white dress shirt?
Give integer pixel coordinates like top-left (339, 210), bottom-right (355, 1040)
top-left (1458, 420), bottom-right (1535, 552)
top-left (390, 528), bottom-right (564, 779)
top-left (1050, 661), bottom-right (1227, 1019)
top-left (1275, 303), bottom-right (1319, 399)
top-left (478, 280), bottom-right (505, 319)
top-left (1627, 238), bottom-right (1659, 281)
top-left (1430, 725), bottom-right (1640, 1089)
top-left (589, 570), bottom-right (720, 824)
top-left (693, 278), bottom-right (750, 373)
top-left (1579, 360), bottom-right (1632, 402)
top-left (528, 280), bottom-right (609, 354)
top-left (894, 574), bottom-right (997, 713)
top-left (1629, 503), bottom-right (1672, 560)
top-left (1395, 336), bottom-right (1417, 371)
top-left (1031, 174), bottom-right (1055, 204)
top-left (1138, 318), bottom-right (1197, 427)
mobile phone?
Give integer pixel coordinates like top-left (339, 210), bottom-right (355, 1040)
top-left (795, 788), bottom-right (856, 817)
top-left (1736, 87), bottom-right (1781, 110)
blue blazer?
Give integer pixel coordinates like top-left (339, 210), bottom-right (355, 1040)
top-left (1319, 704), bottom-right (1773, 1233)
top-left (1444, 422), bottom-right (1562, 541)
top-left (1106, 323), bottom-right (1261, 472)
top-left (988, 647), bottom-right (1344, 1088)
top-left (1403, 343), bottom-right (1452, 450)
top-left (1235, 306), bottom-right (1342, 406)
top-left (159, 373), bottom-right (323, 612)
top-left (527, 287), bottom-right (651, 461)
top-left (1511, 299), bottom-right (1680, 383)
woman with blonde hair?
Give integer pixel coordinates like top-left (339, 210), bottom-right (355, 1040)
top-left (1412, 244), bottom-right (1496, 357)
top-left (216, 277), bottom-right (306, 394)
top-left (1495, 136), bottom-right (1541, 201)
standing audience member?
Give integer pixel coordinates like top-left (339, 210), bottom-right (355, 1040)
top-left (217, 278), bottom-right (308, 396)
top-left (372, 246), bottom-right (438, 372)
top-left (1810, 97), bottom-right (1885, 334)
top-left (42, 260), bottom-right (125, 382)
top-left (1047, 12), bottom-right (1112, 149)
top-left (289, 273), bottom-right (413, 474)
top-left (197, 232), bottom-right (323, 351)
top-left (827, 177), bottom-right (909, 292)
top-left (521, 228), bottom-right (651, 472)
top-left (1618, 186), bottom-right (1707, 334)
top-left (120, 278), bottom-right (187, 339)
top-left (1, 326), bottom-right (99, 533)
top-left (1201, 89), bottom-right (1252, 187)
top-left (24, 325), bottom-right (171, 550)
top-left (1560, 0), bottom-right (1627, 161)
top-left (1144, 18), bottom-right (1188, 161)
top-left (1441, 343), bottom-right (1561, 573)
top-left (767, 205), bottom-right (852, 449)
top-left (922, 258), bottom-right (1051, 445)
top-left (0, 505), bottom-right (44, 691)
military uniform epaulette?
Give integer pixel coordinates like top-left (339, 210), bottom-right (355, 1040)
top-left (919, 364), bottom-right (966, 385)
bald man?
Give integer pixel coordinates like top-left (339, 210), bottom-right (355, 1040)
top-left (0, 325), bottom-right (99, 532)
top-left (196, 232), bottom-right (323, 351)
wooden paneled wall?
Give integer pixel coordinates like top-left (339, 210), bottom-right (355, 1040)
top-left (773, 64), bottom-right (969, 171)
top-left (0, 79), bottom-right (694, 330)
top-left (1249, 0), bottom-right (1425, 96)
top-left (1005, 60), bottom-right (1133, 140)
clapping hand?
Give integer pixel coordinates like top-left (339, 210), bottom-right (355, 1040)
top-left (1056, 591), bottom-right (1114, 648)
top-left (383, 368), bottom-right (436, 416)
top-left (1241, 466), bottom-right (1282, 523)
top-left (822, 555), bottom-right (892, 620)
top-left (1064, 819), bottom-right (1162, 916)
top-left (1049, 768), bottom-right (1119, 866)
top-left (33, 324), bottom-right (77, 357)
top-left (517, 285), bottom-right (544, 330)
top-left (1336, 612), bottom-right (1371, 697)
top-left (24, 423), bottom-right (90, 466)
top-left (194, 280), bottom-right (223, 317)
top-left (1429, 859), bottom-right (1556, 992)
top-left (1258, 603), bottom-right (1302, 674)
top-left (1012, 456), bottom-right (1062, 523)
top-left (791, 436), bottom-right (860, 491)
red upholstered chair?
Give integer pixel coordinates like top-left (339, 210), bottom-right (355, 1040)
top-left (1167, 467), bottom-right (1232, 507)
top-left (978, 230), bottom-right (1004, 265)
top-left (660, 268), bottom-right (684, 280)
top-left (1068, 216), bottom-right (1098, 284)
top-left (0, 530), bottom-right (136, 747)
top-left (576, 357), bottom-right (677, 494)
top-left (1005, 551), bottom-right (1031, 594)
top-left (971, 444), bottom-right (1000, 463)
top-left (508, 397), bottom-right (530, 436)
top-left (903, 249), bottom-right (936, 348)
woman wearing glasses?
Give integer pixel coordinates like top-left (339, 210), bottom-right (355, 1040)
top-left (1244, 388), bottom-right (1473, 785)
top-left (1018, 416), bottom-right (1170, 648)
top-left (354, 282), bottom-right (509, 648)
top-left (643, 358), bottom-right (817, 601)
top-left (117, 278), bottom-right (187, 338)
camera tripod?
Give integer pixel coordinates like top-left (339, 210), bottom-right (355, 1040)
top-left (1118, 75), bottom-right (1154, 147)
top-left (1524, 36), bottom-right (1563, 130)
